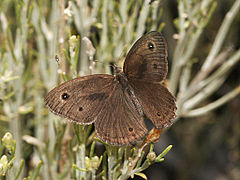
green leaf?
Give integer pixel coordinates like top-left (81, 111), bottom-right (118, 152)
top-left (155, 145), bottom-right (172, 162)
top-left (90, 141), bottom-right (95, 158)
top-left (31, 160), bottom-right (42, 180)
top-left (63, 48), bottom-right (71, 65)
top-left (155, 158), bottom-right (164, 163)
top-left (72, 164), bottom-right (88, 172)
top-left (135, 172), bottom-right (147, 180)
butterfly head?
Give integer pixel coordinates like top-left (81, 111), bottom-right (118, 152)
top-left (114, 65), bottom-right (122, 75)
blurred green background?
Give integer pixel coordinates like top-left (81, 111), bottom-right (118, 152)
top-left (0, 0), bottom-right (239, 179)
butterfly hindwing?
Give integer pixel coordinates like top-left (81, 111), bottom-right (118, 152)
top-left (129, 79), bottom-right (177, 129)
top-left (95, 83), bottom-right (148, 145)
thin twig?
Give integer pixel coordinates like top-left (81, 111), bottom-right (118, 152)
top-left (201, 0), bottom-right (240, 71)
top-left (183, 85), bottom-right (240, 117)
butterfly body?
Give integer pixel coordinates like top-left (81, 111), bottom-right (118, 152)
top-left (45, 31), bottom-right (177, 145)
top-left (115, 71), bottom-right (144, 117)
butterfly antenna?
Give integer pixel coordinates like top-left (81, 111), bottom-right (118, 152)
top-left (108, 44), bottom-right (129, 74)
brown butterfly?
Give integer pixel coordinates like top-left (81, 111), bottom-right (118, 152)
top-left (45, 31), bottom-right (177, 146)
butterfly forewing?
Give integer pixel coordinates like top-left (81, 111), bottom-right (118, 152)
top-left (44, 75), bottom-right (115, 124)
top-left (123, 31), bottom-right (168, 82)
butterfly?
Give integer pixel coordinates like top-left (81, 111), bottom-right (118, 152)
top-left (45, 31), bottom-right (177, 146)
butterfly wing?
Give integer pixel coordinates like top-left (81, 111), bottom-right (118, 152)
top-left (123, 31), bottom-right (168, 83)
top-left (124, 31), bottom-right (176, 128)
top-left (44, 74), bottom-right (115, 124)
top-left (95, 83), bottom-right (148, 145)
top-left (129, 79), bottom-right (177, 129)
top-left (45, 74), bottom-right (148, 145)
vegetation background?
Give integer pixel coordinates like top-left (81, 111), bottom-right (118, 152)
top-left (0, 0), bottom-right (239, 179)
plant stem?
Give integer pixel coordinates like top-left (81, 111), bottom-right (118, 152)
top-left (184, 85), bottom-right (240, 117)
